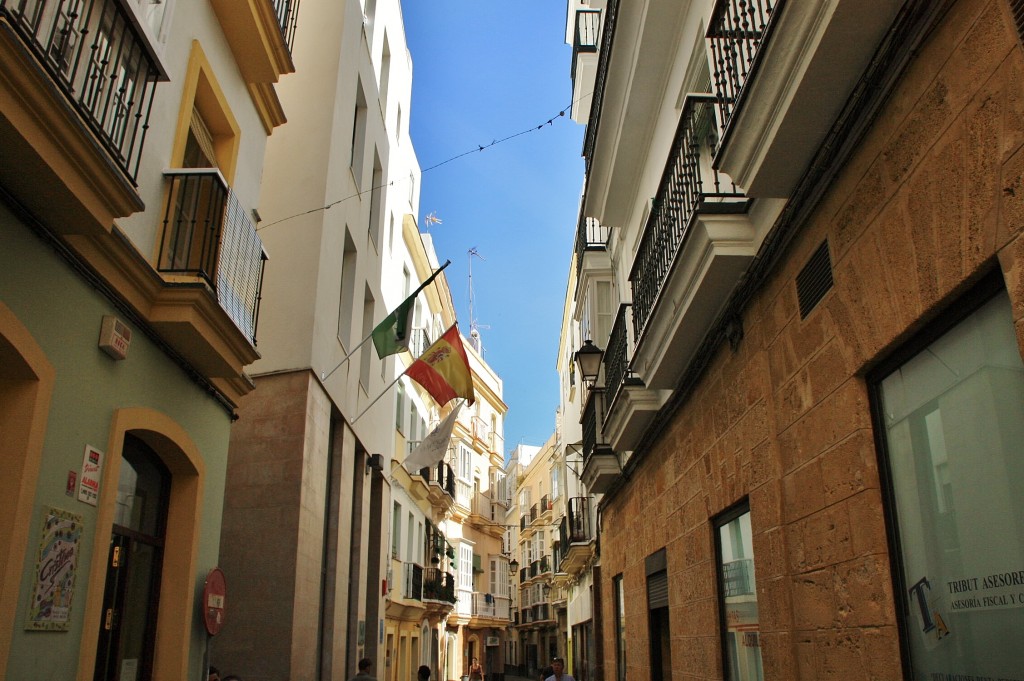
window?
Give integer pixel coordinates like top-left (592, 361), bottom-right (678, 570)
top-left (871, 284), bottom-right (1024, 678)
top-left (715, 506), bottom-right (761, 681)
top-left (396, 383), bottom-right (405, 433)
top-left (380, 35), bottom-right (391, 113)
top-left (458, 444), bottom-right (472, 481)
top-left (359, 286), bottom-right (375, 391)
top-left (369, 150), bottom-right (384, 249)
top-left (614, 574), bottom-right (626, 681)
top-left (406, 512), bottom-right (414, 562)
top-left (551, 465), bottom-right (560, 501)
top-left (338, 229), bottom-right (357, 348)
top-left (351, 82), bottom-right (367, 184)
top-left (392, 502), bottom-right (401, 558)
top-left (459, 544), bottom-right (474, 590)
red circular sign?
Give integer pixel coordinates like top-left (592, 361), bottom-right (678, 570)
top-left (203, 567), bottom-right (227, 635)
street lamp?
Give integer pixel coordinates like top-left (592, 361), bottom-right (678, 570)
top-left (575, 340), bottom-right (604, 386)
top-left (509, 557), bottom-right (519, 573)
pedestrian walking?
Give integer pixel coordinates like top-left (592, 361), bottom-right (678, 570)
top-left (351, 657), bottom-right (377, 681)
top-left (469, 657), bottom-right (484, 681)
top-left (544, 657), bottom-right (575, 681)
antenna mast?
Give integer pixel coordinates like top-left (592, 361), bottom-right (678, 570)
top-left (467, 247), bottom-right (487, 353)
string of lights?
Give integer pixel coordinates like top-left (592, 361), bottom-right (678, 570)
top-left (257, 93), bottom-right (590, 232)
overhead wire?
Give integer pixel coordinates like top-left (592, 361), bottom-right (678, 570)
top-left (257, 93), bottom-right (590, 232)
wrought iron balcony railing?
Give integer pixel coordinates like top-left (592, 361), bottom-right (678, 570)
top-left (272, 0), bottom-right (300, 53)
top-left (539, 494), bottom-right (550, 517)
top-left (582, 0), bottom-right (619, 172)
top-left (628, 95), bottom-right (744, 342)
top-left (581, 387), bottom-right (609, 462)
top-left (419, 461), bottom-right (456, 499)
top-left (422, 568), bottom-right (456, 604)
top-left (158, 169), bottom-right (267, 344)
top-left (529, 504), bottom-right (538, 523)
top-left (566, 497), bottom-right (591, 544)
top-left (520, 515), bottom-right (527, 532)
top-left (707, 0), bottom-right (783, 152)
top-left (539, 555), bottom-right (551, 575)
top-left (604, 304), bottom-right (636, 407)
top-left (574, 213), bottom-right (611, 283)
top-left (1, 0), bottom-right (160, 181)
top-left (571, 8), bottom-right (600, 81)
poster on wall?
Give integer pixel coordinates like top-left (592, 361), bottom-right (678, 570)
top-left (78, 445), bottom-right (103, 506)
top-left (25, 506), bottom-right (83, 631)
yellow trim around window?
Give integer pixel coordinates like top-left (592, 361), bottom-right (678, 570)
top-left (171, 41), bottom-right (241, 183)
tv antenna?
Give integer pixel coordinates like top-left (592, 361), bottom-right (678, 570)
top-left (467, 247), bottom-right (489, 353)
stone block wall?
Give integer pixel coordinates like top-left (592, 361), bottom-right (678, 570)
top-left (598, 0), bottom-right (1024, 679)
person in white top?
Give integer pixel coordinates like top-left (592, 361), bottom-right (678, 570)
top-left (544, 658), bottom-right (575, 681)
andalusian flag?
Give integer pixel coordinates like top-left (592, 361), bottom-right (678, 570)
top-left (371, 262), bottom-right (449, 359)
top-left (405, 325), bottom-right (476, 406)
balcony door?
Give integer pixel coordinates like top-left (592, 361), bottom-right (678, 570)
top-left (163, 109), bottom-right (222, 272)
top-left (93, 434), bottom-right (170, 681)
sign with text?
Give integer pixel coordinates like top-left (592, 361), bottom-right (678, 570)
top-left (77, 445), bottom-right (103, 506)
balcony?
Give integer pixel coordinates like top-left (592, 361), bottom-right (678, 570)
top-left (208, 0), bottom-right (298, 87)
top-left (157, 169), bottom-right (267, 346)
top-left (529, 504), bottom-right (538, 524)
top-left (580, 388), bottom-right (619, 494)
top-left (421, 565), bottom-right (458, 614)
top-left (558, 497), bottom-right (594, 576)
top-left (574, 214), bottom-right (611, 286)
top-left (538, 555), bottom-right (551, 578)
top-left (624, 95), bottom-right (753, 413)
top-left (470, 593), bottom-right (510, 621)
top-left (472, 415), bottom-right (489, 445)
top-left (0, 0), bottom-right (160, 236)
top-left (708, 0), bottom-right (904, 196)
top-left (488, 429), bottom-right (504, 457)
top-left (570, 7), bottom-right (600, 123)
top-left (538, 495), bottom-right (551, 520)
top-left (419, 461), bottom-right (456, 513)
top-left (582, 0), bottom-right (619, 172)
top-left (533, 603), bottom-right (553, 625)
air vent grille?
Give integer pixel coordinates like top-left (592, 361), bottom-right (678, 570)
top-left (796, 240), bottom-right (834, 319)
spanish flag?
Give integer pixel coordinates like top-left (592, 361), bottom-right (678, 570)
top-left (405, 325), bottom-right (476, 406)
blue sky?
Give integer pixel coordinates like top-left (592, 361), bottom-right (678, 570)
top-left (399, 2), bottom-right (586, 456)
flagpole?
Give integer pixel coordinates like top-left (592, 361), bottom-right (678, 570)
top-left (350, 372), bottom-right (405, 424)
top-left (320, 259), bottom-right (452, 383)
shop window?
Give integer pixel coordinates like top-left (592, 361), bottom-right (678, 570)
top-left (714, 505), bottom-right (762, 681)
top-left (871, 283), bottom-right (1024, 678)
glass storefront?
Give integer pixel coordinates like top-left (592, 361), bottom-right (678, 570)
top-left (874, 289), bottom-right (1024, 679)
top-left (715, 508), bottom-right (762, 681)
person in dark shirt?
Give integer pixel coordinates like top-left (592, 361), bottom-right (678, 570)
top-left (351, 658), bottom-right (377, 681)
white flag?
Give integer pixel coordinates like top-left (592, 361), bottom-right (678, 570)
top-left (404, 401), bottom-right (464, 472)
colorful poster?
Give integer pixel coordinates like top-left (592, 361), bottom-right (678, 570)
top-left (78, 445), bottom-right (103, 506)
top-left (26, 506), bottom-right (82, 630)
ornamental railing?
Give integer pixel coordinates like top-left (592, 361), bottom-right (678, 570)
top-left (419, 461), bottom-right (456, 499)
top-left (423, 568), bottom-right (456, 603)
top-left (158, 170), bottom-right (267, 344)
top-left (567, 497), bottom-right (591, 544)
top-left (1, 0), bottom-right (159, 181)
top-left (271, 0), bottom-right (301, 53)
top-left (571, 8), bottom-right (600, 81)
top-left (582, 0), bottom-right (620, 172)
top-left (581, 387), bottom-right (608, 463)
top-left (604, 304), bottom-right (635, 408)
top-left (722, 558), bottom-right (755, 597)
top-left (707, 0), bottom-right (783, 150)
top-left (628, 95), bottom-right (743, 341)
top-left (574, 213), bottom-right (611, 283)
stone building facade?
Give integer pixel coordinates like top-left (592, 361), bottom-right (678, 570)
top-left (566, 0), bottom-right (1024, 678)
